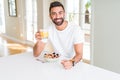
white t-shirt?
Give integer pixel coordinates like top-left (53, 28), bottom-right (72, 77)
top-left (47, 22), bottom-right (84, 58)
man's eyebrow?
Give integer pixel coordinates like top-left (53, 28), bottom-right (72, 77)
top-left (52, 10), bottom-right (64, 13)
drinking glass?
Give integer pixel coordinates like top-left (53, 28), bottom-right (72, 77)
top-left (40, 29), bottom-right (49, 43)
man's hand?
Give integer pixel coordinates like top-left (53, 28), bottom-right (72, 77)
top-left (35, 31), bottom-right (42, 41)
top-left (61, 60), bottom-right (73, 69)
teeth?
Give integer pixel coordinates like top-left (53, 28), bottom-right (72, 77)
top-left (56, 19), bottom-right (61, 21)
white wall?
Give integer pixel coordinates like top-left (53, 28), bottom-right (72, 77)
top-left (43, 0), bottom-right (52, 29)
top-left (37, 0), bottom-right (44, 29)
top-left (4, 0), bottom-right (21, 39)
top-left (91, 0), bottom-right (120, 73)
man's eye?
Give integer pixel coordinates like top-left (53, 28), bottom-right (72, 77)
top-left (59, 11), bottom-right (64, 15)
top-left (51, 12), bottom-right (56, 15)
top-left (59, 12), bottom-right (63, 15)
top-left (51, 11), bottom-right (64, 16)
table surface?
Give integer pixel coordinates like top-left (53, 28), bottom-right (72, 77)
top-left (0, 52), bottom-right (120, 80)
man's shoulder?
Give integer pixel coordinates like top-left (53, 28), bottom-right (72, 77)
top-left (68, 21), bottom-right (79, 26)
top-left (47, 24), bottom-right (56, 33)
top-left (47, 24), bottom-right (54, 29)
top-left (68, 22), bottom-right (81, 29)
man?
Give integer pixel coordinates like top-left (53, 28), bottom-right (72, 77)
top-left (33, 1), bottom-right (84, 69)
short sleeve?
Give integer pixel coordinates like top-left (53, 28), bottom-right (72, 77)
top-left (73, 26), bottom-right (85, 44)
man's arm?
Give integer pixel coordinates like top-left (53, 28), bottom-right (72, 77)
top-left (72, 43), bottom-right (83, 63)
top-left (33, 40), bottom-right (45, 57)
top-left (61, 43), bottom-right (83, 69)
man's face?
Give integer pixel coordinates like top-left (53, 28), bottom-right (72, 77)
top-left (50, 6), bottom-right (65, 26)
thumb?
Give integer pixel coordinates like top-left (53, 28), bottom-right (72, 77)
top-left (61, 60), bottom-right (67, 64)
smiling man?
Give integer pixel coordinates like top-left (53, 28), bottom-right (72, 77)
top-left (33, 1), bottom-right (84, 69)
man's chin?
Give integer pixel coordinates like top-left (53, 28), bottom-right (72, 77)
top-left (55, 23), bottom-right (63, 26)
top-left (55, 21), bottom-right (64, 26)
top-left (52, 19), bottom-right (64, 26)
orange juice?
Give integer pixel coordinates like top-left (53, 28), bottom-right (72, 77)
top-left (40, 29), bottom-right (48, 39)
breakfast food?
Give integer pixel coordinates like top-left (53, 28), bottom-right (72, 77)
top-left (44, 52), bottom-right (60, 59)
top-left (44, 52), bottom-right (60, 62)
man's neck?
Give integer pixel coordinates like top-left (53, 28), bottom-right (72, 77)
top-left (55, 21), bottom-right (68, 31)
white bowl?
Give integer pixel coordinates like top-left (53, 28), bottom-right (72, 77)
top-left (44, 57), bottom-right (60, 62)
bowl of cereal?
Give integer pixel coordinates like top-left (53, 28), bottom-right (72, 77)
top-left (44, 52), bottom-right (60, 62)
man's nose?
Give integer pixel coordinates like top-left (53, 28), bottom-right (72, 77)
top-left (56, 13), bottom-right (61, 18)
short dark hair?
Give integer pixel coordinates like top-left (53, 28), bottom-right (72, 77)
top-left (49, 1), bottom-right (65, 13)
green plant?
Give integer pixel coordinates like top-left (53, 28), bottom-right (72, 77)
top-left (85, 1), bottom-right (91, 24)
top-left (85, 1), bottom-right (91, 10)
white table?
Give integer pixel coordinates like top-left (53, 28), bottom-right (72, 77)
top-left (0, 52), bottom-right (120, 80)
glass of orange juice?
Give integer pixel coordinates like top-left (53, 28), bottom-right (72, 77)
top-left (40, 29), bottom-right (49, 43)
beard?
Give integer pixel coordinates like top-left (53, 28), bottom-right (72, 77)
top-left (52, 18), bottom-right (64, 26)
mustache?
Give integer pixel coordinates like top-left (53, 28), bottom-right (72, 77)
top-left (54, 18), bottom-right (63, 20)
